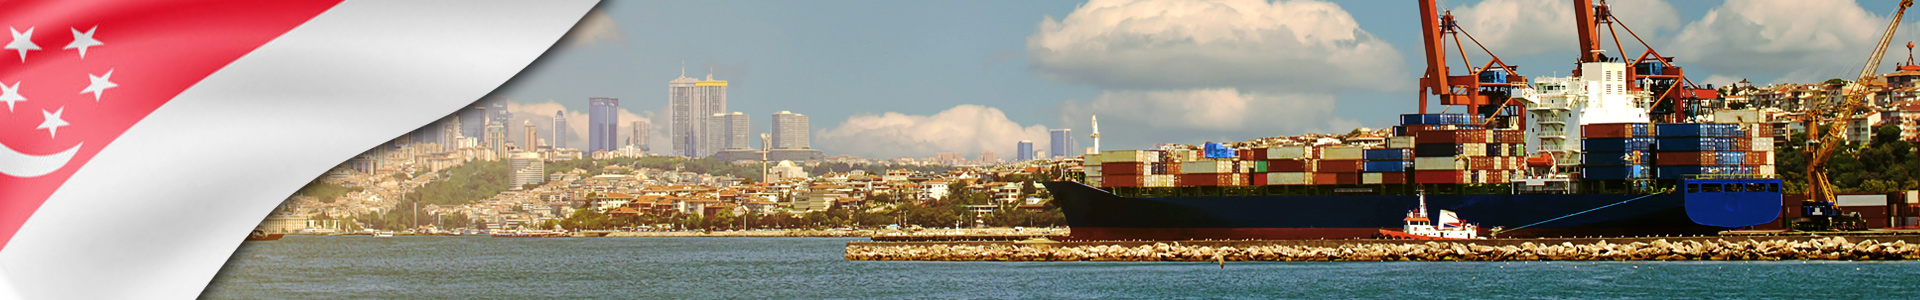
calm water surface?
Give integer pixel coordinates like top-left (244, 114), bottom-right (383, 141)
top-left (204, 236), bottom-right (1920, 299)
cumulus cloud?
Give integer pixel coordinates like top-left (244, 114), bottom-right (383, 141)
top-left (1451, 0), bottom-right (1678, 57)
top-left (815, 105), bottom-right (1052, 158)
top-left (1667, 0), bottom-right (1904, 84)
top-left (1026, 0), bottom-right (1408, 93)
top-left (563, 8), bottom-right (625, 48)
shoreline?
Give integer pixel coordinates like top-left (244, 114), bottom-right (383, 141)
top-left (847, 236), bottom-right (1920, 261)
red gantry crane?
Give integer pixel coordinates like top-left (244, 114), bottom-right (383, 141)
top-left (1417, 0), bottom-right (1529, 130)
top-left (1572, 0), bottom-right (1720, 123)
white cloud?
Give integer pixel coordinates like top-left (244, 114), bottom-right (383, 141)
top-left (815, 105), bottom-right (1051, 158)
top-left (1057, 89), bottom-right (1360, 148)
top-left (1668, 0), bottom-right (1901, 84)
top-left (1026, 0), bottom-right (1408, 92)
top-left (563, 8), bottom-right (624, 48)
top-left (1451, 0), bottom-right (1678, 57)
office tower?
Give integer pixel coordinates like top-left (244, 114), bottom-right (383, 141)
top-left (717, 112), bottom-right (749, 150)
top-left (771, 111), bottom-right (809, 149)
top-left (1049, 129), bottom-right (1075, 158)
top-left (459, 105), bottom-right (486, 140)
top-left (486, 122), bottom-right (507, 159)
top-left (443, 117), bottom-right (460, 146)
top-left (588, 97), bottom-right (620, 153)
top-left (523, 120), bottom-right (538, 150)
top-left (641, 120), bottom-right (656, 150)
top-left (670, 67), bottom-right (727, 157)
top-left (552, 110), bottom-right (568, 149)
top-left (487, 102), bottom-right (512, 133)
top-left (1016, 140), bottom-right (1034, 161)
top-left (509, 152), bottom-right (545, 190)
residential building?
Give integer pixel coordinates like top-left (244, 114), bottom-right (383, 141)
top-left (523, 120), bottom-right (538, 150)
top-left (509, 152), bottom-right (544, 190)
top-left (588, 97), bottom-right (620, 153)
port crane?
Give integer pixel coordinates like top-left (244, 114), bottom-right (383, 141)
top-left (1797, 0), bottom-right (1912, 231)
top-left (1572, 0), bottom-right (1719, 122)
top-left (1416, 0), bottom-right (1529, 129)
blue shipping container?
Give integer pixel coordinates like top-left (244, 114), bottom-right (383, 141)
top-left (1582, 138), bottom-right (1654, 152)
top-left (1655, 165), bottom-right (1754, 179)
top-left (1363, 161), bottom-right (1412, 172)
top-left (1583, 151), bottom-right (1642, 166)
top-left (1656, 123), bottom-right (1744, 138)
top-left (1480, 69), bottom-right (1508, 84)
top-left (1363, 148), bottom-right (1412, 160)
top-left (1654, 137), bottom-right (1732, 152)
top-left (1583, 165), bottom-right (1649, 180)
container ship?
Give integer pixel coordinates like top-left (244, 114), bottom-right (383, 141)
top-left (1046, 0), bottom-right (1785, 241)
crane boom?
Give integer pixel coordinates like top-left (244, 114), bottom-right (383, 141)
top-left (1801, 0), bottom-right (1911, 230)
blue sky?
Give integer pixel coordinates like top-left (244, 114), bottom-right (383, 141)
top-left (484, 0), bottom-right (1918, 159)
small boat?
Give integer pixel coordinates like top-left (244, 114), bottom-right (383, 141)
top-left (245, 229), bottom-right (284, 241)
top-left (1378, 194), bottom-right (1482, 240)
top-left (373, 231), bottom-right (395, 238)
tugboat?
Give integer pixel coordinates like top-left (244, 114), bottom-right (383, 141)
top-left (1378, 194), bottom-right (1482, 240)
top-left (244, 229), bottom-right (285, 241)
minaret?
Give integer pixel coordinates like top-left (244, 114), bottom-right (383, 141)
top-left (1089, 114), bottom-right (1101, 153)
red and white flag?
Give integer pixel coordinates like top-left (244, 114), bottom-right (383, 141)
top-left (0, 1), bottom-right (594, 298)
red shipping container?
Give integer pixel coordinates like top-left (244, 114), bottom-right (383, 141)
top-left (1103, 175), bottom-right (1143, 187)
top-left (1268, 159), bottom-right (1314, 172)
top-left (1654, 151), bottom-right (1714, 166)
top-left (1251, 173), bottom-right (1269, 186)
top-left (1415, 170), bottom-right (1468, 184)
top-left (1582, 123), bottom-right (1638, 138)
top-left (1379, 172), bottom-right (1408, 184)
top-left (1316, 159), bottom-right (1364, 173)
top-left (1495, 130), bottom-right (1525, 143)
top-left (1177, 174), bottom-right (1244, 186)
top-left (1334, 173), bottom-right (1360, 185)
top-left (1101, 162), bottom-right (1147, 175)
top-left (1313, 173), bottom-right (1339, 185)
top-left (1416, 129), bottom-right (1491, 144)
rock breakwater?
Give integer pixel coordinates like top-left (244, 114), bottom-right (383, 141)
top-left (846, 237), bottom-right (1920, 261)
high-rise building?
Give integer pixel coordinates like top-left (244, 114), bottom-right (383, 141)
top-left (552, 110), bottom-right (568, 149)
top-left (1016, 140), bottom-right (1034, 161)
top-left (508, 152), bottom-right (544, 190)
top-left (771, 111), bottom-right (809, 149)
top-left (670, 68), bottom-right (727, 157)
top-left (588, 97), bottom-right (620, 153)
top-left (641, 120), bottom-right (656, 150)
top-left (1049, 129), bottom-right (1075, 158)
top-left (486, 122), bottom-right (507, 160)
top-left (523, 120), bottom-right (538, 150)
top-left (979, 152), bottom-right (998, 164)
top-left (487, 102), bottom-right (511, 132)
top-left (458, 105), bottom-right (486, 140)
top-left (722, 112), bottom-right (749, 150)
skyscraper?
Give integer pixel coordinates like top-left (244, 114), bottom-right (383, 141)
top-left (458, 105), bottom-right (486, 140)
top-left (1049, 129), bottom-right (1075, 158)
top-left (508, 152), bottom-right (544, 190)
top-left (487, 102), bottom-right (512, 131)
top-left (486, 122), bottom-right (507, 159)
top-left (552, 110), bottom-right (568, 149)
top-left (1016, 140), bottom-right (1034, 161)
top-left (670, 67), bottom-right (727, 157)
top-left (588, 97), bottom-right (620, 153)
top-left (523, 120), bottom-right (538, 150)
top-left (721, 112), bottom-right (749, 149)
top-left (771, 111), bottom-right (809, 149)
top-left (641, 120), bottom-right (656, 150)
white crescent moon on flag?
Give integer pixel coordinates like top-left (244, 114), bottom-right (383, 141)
top-left (0, 142), bottom-right (81, 178)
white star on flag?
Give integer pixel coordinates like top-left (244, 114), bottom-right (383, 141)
top-left (4, 27), bottom-right (37, 62)
top-left (65, 26), bottom-right (103, 58)
top-left (81, 69), bottom-right (116, 101)
top-left (0, 81), bottom-right (22, 112)
top-left (36, 107), bottom-right (68, 138)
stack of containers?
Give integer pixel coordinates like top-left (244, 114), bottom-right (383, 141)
top-left (1652, 123), bottom-right (1755, 179)
top-left (1316, 146), bottom-right (1365, 185)
top-left (1580, 123), bottom-right (1652, 180)
top-left (1748, 123), bottom-right (1776, 175)
top-left (1177, 159), bottom-right (1249, 186)
top-left (1095, 150), bottom-right (1159, 188)
top-left (1411, 129), bottom-right (1526, 184)
top-left (1264, 145), bottom-right (1316, 185)
top-left (1362, 147), bottom-right (1412, 184)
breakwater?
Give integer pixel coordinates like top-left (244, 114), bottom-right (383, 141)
top-left (846, 236), bottom-right (1920, 261)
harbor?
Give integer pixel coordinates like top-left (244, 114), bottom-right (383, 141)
top-left (846, 234), bottom-right (1920, 262)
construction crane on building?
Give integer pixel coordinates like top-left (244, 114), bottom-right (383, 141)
top-left (1416, 0), bottom-right (1529, 129)
top-left (1796, 0), bottom-right (1912, 231)
top-left (1572, 0), bottom-right (1719, 123)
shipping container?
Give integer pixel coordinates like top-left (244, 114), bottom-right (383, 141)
top-left (1319, 146), bottom-right (1364, 160)
top-left (1267, 159), bottom-right (1314, 172)
top-left (1655, 123), bottom-right (1743, 138)
top-left (1399, 113), bottom-right (1479, 125)
top-left (1581, 151), bottom-right (1643, 166)
top-left (1581, 165), bottom-right (1649, 180)
top-left (1363, 148), bottom-right (1413, 160)
top-left (1362, 172), bottom-right (1408, 185)
top-left (1414, 170), bottom-right (1469, 184)
top-left (1179, 160), bottom-right (1237, 174)
top-left (1495, 130), bottom-right (1526, 143)
top-left (1177, 173), bottom-right (1247, 186)
top-left (1268, 172), bottom-right (1312, 185)
top-left (1753, 137), bottom-right (1774, 152)
top-left (1362, 160), bottom-right (1412, 172)
top-left (1654, 165), bottom-right (1754, 179)
top-left (1581, 137), bottom-right (1655, 151)
top-left (1388, 136), bottom-right (1416, 148)
top-left (1144, 174), bottom-right (1176, 187)
top-left (1757, 165), bottom-right (1776, 175)
top-left (1316, 159), bottom-right (1364, 173)
top-left (1267, 146), bottom-right (1314, 160)
top-left (1103, 175), bottom-right (1142, 187)
top-left (1582, 123), bottom-right (1651, 138)
top-left (1654, 137), bottom-right (1734, 152)
top-left (1251, 172), bottom-right (1268, 187)
top-left (1416, 129), bottom-right (1493, 144)
top-left (1100, 150), bottom-right (1160, 163)
top-left (1414, 157), bottom-right (1465, 170)
top-left (1085, 176), bottom-right (1103, 187)
top-left (1252, 160), bottom-right (1269, 173)
top-left (1101, 162), bottom-right (1149, 175)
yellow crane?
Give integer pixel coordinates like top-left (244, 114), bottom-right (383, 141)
top-left (1797, 0), bottom-right (1912, 231)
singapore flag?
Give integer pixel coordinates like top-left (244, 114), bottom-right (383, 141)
top-left (0, 0), bottom-right (594, 299)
